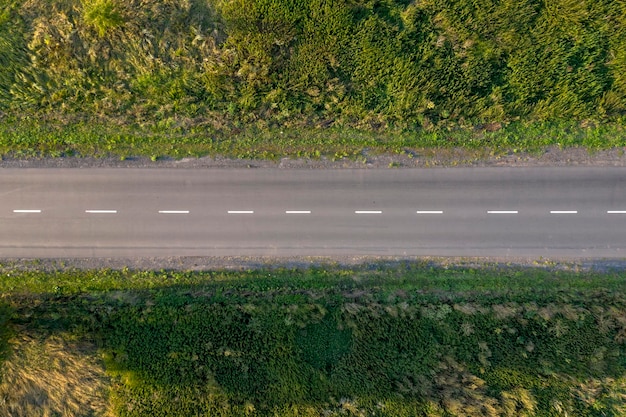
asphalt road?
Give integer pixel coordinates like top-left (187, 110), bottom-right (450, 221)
top-left (1, 167), bottom-right (625, 258)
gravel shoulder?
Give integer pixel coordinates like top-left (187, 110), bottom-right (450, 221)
top-left (1, 146), bottom-right (626, 169)
top-left (2, 256), bottom-right (626, 273)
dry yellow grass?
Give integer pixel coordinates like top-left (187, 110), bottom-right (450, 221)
top-left (0, 333), bottom-right (112, 417)
top-left (432, 356), bottom-right (537, 417)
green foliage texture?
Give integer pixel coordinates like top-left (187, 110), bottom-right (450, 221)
top-left (3, 264), bottom-right (626, 416)
top-left (1, 0), bottom-right (625, 129)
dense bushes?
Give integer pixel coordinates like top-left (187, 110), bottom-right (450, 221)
top-left (3, 265), bottom-right (626, 415)
top-left (0, 0), bottom-right (625, 129)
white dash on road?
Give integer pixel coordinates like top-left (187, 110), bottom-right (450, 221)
top-left (550, 210), bottom-right (578, 214)
top-left (86, 210), bottom-right (117, 214)
top-left (417, 210), bottom-right (443, 214)
top-left (13, 209), bottom-right (41, 213)
top-left (228, 210), bottom-right (254, 214)
top-left (159, 210), bottom-right (190, 214)
top-left (355, 210), bottom-right (382, 214)
top-left (286, 210), bottom-right (311, 214)
top-left (607, 211), bottom-right (626, 214)
top-left (487, 210), bottom-right (518, 214)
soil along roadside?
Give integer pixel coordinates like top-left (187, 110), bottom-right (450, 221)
top-left (1, 145), bottom-right (626, 169)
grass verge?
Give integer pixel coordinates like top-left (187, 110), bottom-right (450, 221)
top-left (0, 117), bottom-right (625, 161)
top-left (1, 264), bottom-right (626, 416)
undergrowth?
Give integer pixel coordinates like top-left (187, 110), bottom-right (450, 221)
top-left (1, 0), bottom-right (626, 159)
top-left (1, 264), bottom-right (626, 416)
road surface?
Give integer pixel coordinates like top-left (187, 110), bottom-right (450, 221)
top-left (1, 167), bottom-right (625, 258)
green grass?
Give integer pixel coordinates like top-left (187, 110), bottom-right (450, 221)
top-left (1, 0), bottom-right (626, 160)
top-left (2, 263), bottom-right (626, 416)
top-left (1, 117), bottom-right (625, 161)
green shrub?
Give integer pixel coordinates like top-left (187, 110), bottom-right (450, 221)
top-left (1, 0), bottom-right (626, 155)
top-left (5, 265), bottom-right (626, 415)
top-left (3, 0), bottom-right (625, 121)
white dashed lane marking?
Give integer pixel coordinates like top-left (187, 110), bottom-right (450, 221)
top-left (10, 208), bottom-right (626, 216)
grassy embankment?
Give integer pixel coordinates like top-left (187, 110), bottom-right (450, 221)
top-left (2, 263), bottom-right (626, 416)
top-left (1, 0), bottom-right (626, 160)
top-left (1, 118), bottom-right (626, 161)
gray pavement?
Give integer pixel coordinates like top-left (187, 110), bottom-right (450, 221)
top-left (1, 167), bottom-right (625, 258)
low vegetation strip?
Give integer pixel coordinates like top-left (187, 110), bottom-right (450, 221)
top-left (2, 264), bottom-right (626, 416)
top-left (0, 118), bottom-right (625, 161)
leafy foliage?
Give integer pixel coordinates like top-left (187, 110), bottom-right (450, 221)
top-left (0, 0), bottom-right (625, 133)
top-left (3, 264), bottom-right (626, 415)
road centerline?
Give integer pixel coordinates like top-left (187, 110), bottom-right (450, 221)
top-left (550, 210), bottom-right (578, 214)
top-left (487, 210), bottom-right (518, 214)
top-left (285, 210), bottom-right (311, 214)
top-left (158, 210), bottom-right (190, 214)
top-left (416, 210), bottom-right (443, 214)
top-left (228, 210), bottom-right (254, 214)
top-left (13, 209), bottom-right (42, 213)
top-left (86, 210), bottom-right (117, 214)
top-left (355, 210), bottom-right (382, 214)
